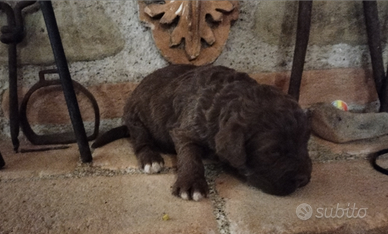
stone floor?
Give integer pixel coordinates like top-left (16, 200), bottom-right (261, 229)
top-left (1, 136), bottom-right (388, 234)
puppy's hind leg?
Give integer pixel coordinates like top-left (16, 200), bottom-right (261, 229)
top-left (170, 129), bottom-right (208, 201)
top-left (129, 124), bottom-right (164, 174)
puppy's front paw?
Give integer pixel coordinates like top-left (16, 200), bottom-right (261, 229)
top-left (172, 176), bottom-right (209, 201)
top-left (143, 162), bottom-right (164, 174)
top-left (138, 150), bottom-right (164, 174)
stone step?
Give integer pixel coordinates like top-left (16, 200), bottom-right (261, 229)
top-left (218, 160), bottom-right (388, 234)
top-left (1, 140), bottom-right (388, 234)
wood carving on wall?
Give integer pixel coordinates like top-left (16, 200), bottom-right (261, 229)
top-left (138, 0), bottom-right (239, 65)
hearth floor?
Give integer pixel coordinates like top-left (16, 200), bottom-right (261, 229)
top-left (1, 136), bottom-right (388, 234)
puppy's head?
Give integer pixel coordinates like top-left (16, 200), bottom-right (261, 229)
top-left (243, 128), bottom-right (312, 196)
top-left (215, 103), bottom-right (312, 196)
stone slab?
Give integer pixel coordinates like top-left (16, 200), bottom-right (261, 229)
top-left (2, 136), bottom-right (388, 233)
top-left (2, 131), bottom-right (388, 181)
top-left (0, 174), bottom-right (218, 234)
top-left (0, 140), bottom-right (79, 180)
top-left (310, 103), bottom-right (388, 143)
top-left (92, 138), bottom-right (177, 171)
top-left (309, 134), bottom-right (388, 161)
top-left (217, 160), bottom-right (388, 234)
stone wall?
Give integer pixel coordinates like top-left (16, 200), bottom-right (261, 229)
top-left (1, 0), bottom-right (388, 139)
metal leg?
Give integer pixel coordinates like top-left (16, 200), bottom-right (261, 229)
top-left (1, 1), bottom-right (36, 152)
top-left (0, 150), bottom-right (5, 169)
top-left (288, 1), bottom-right (312, 101)
top-left (1, 2), bottom-right (20, 152)
top-left (8, 42), bottom-right (19, 152)
top-left (39, 1), bottom-right (92, 163)
top-left (363, 1), bottom-right (387, 112)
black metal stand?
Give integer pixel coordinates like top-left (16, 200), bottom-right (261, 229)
top-left (363, 1), bottom-right (388, 112)
top-left (288, 1), bottom-right (313, 101)
top-left (0, 1), bottom-right (94, 163)
top-left (39, 1), bottom-right (92, 163)
top-left (0, 1), bottom-right (36, 152)
top-left (363, 1), bottom-right (388, 174)
top-left (0, 151), bottom-right (5, 169)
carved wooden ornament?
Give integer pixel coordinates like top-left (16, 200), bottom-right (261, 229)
top-left (139, 1), bottom-right (239, 65)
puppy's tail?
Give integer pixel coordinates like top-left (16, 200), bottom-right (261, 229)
top-left (91, 125), bottom-right (129, 148)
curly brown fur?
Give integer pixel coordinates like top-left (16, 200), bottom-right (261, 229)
top-left (93, 64), bottom-right (312, 200)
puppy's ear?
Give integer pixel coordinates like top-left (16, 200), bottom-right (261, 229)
top-left (215, 115), bottom-right (246, 168)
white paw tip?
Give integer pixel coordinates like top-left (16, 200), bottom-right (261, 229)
top-left (151, 162), bottom-right (162, 173)
top-left (192, 192), bottom-right (203, 201)
top-left (180, 192), bottom-right (189, 200)
top-left (144, 164), bottom-right (151, 174)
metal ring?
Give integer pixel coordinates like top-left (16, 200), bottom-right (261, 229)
top-left (19, 69), bottom-right (100, 145)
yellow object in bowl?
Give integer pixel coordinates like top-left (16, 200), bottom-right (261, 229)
top-left (331, 100), bottom-right (348, 111)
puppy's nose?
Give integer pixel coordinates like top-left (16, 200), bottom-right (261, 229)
top-left (296, 175), bottom-right (310, 188)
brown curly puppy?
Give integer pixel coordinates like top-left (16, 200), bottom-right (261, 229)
top-left (92, 64), bottom-right (312, 201)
